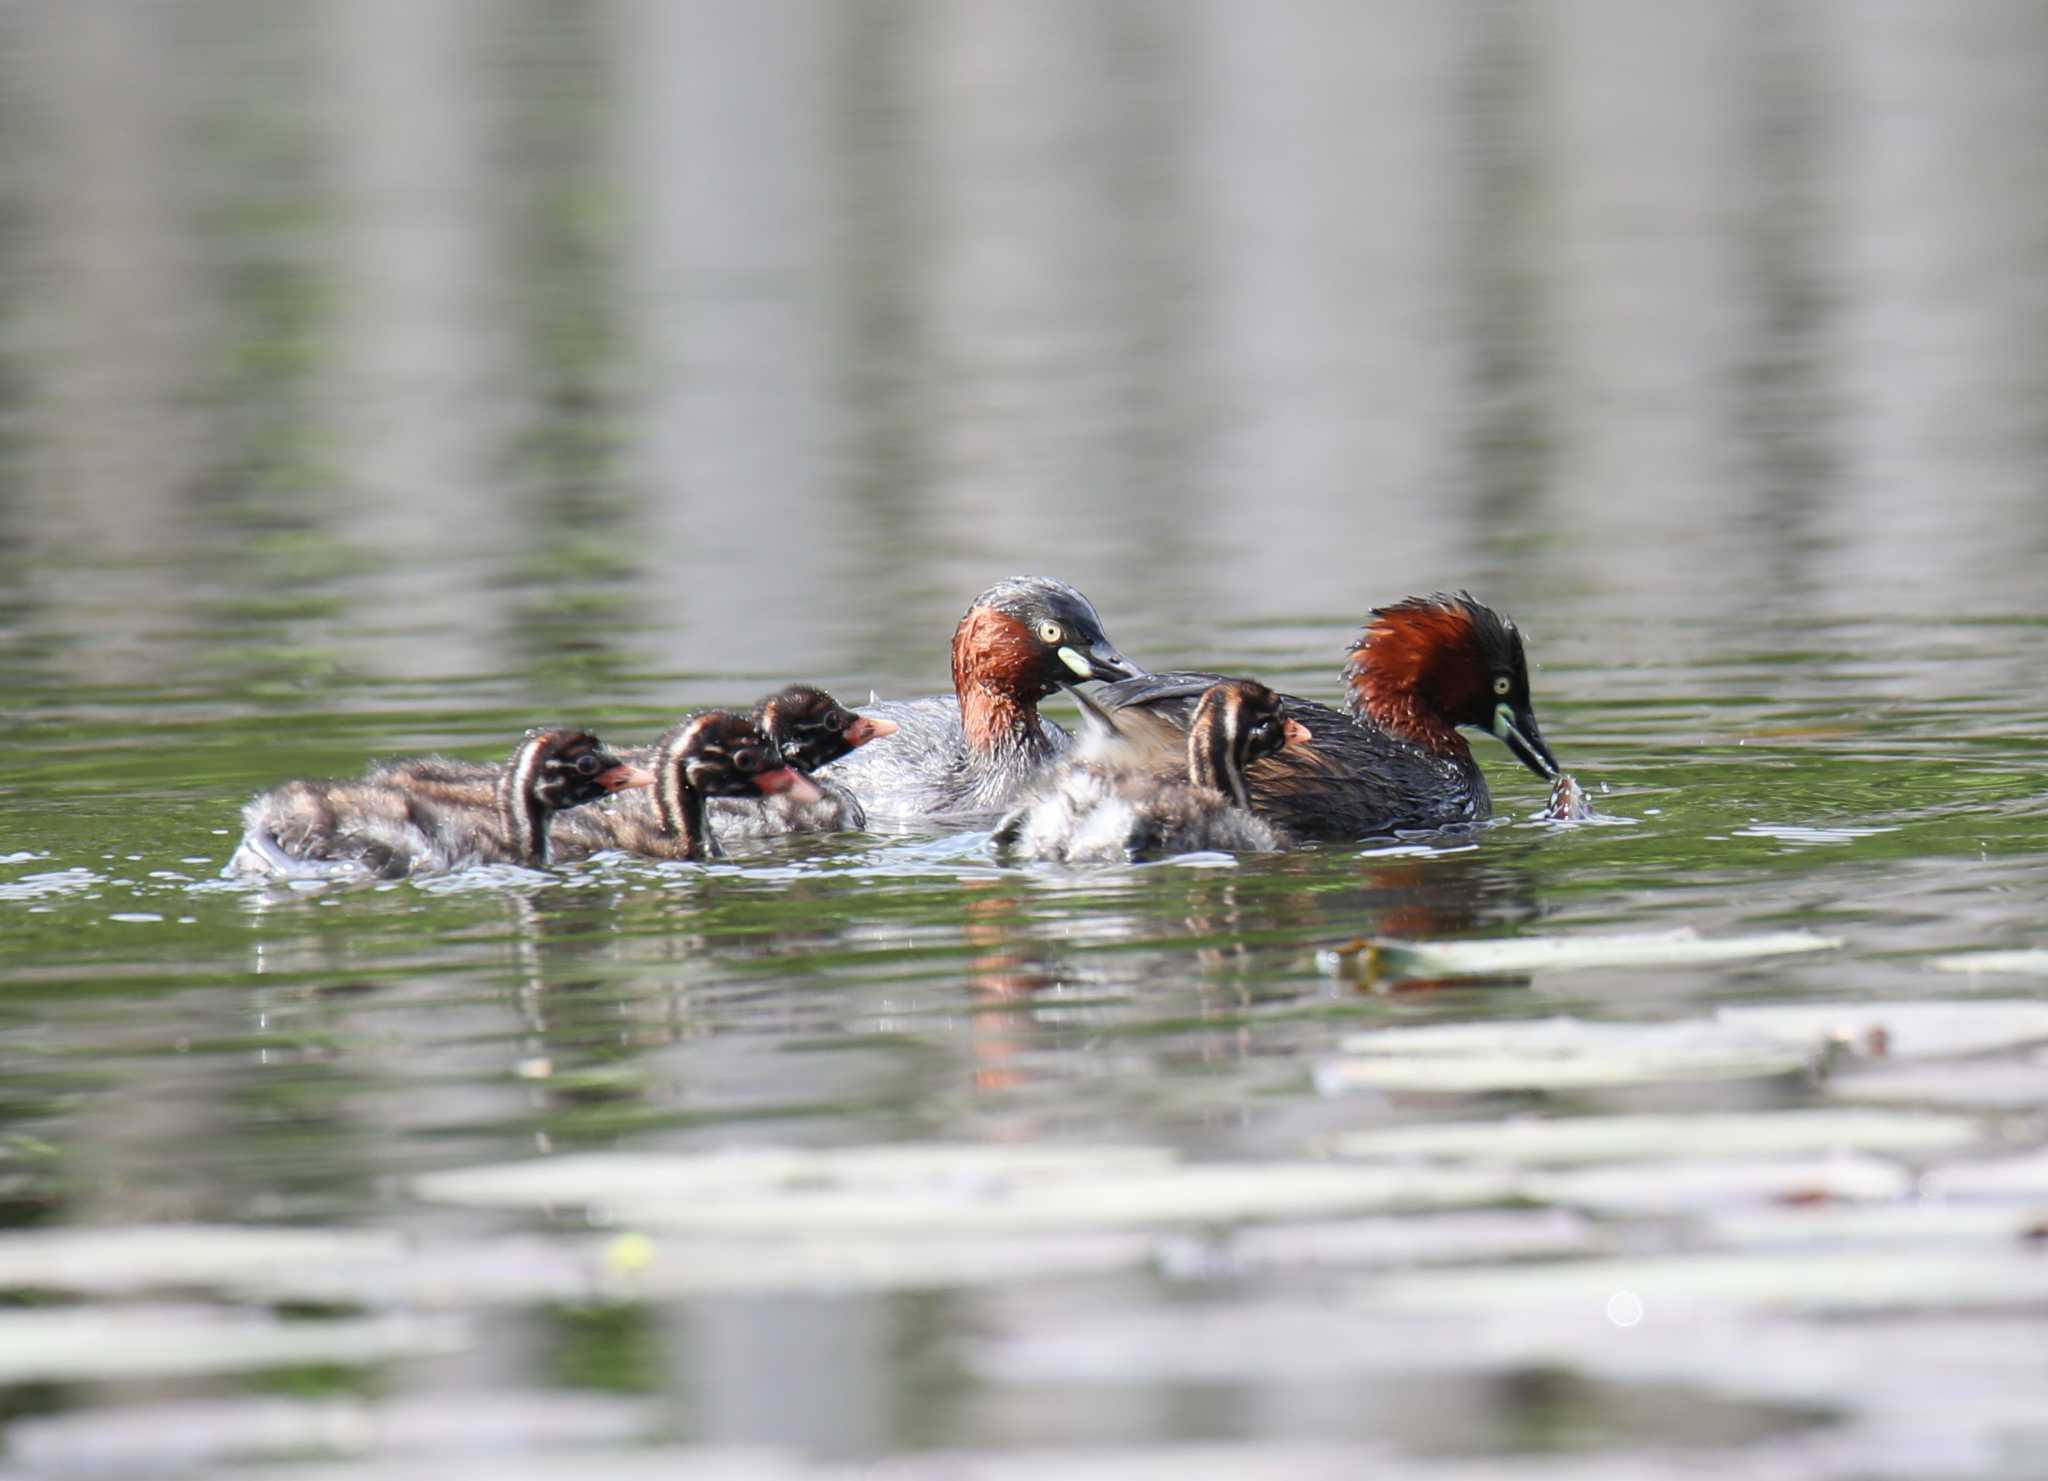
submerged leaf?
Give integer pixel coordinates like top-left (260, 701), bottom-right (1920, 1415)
top-left (1322, 1017), bottom-right (1810, 1093)
top-left (0, 1225), bottom-right (405, 1296)
top-left (1156, 1210), bottom-right (1597, 1276)
top-left (1929, 949), bottom-right (2048, 975)
top-left (1366, 1248), bottom-right (2048, 1314)
top-left (1522, 1155), bottom-right (1910, 1214)
top-left (1827, 1059), bottom-right (2048, 1109)
top-left (1707, 1201), bottom-right (2048, 1249)
top-left (1324, 1000), bottom-right (2048, 1097)
top-left (1330, 1109), bottom-right (1981, 1165)
top-left (0, 1307), bottom-right (463, 1383)
top-left (415, 1144), bottom-right (1178, 1210)
top-left (7, 1392), bottom-right (652, 1474)
top-left (1715, 1000), bottom-right (2048, 1059)
top-left (1320, 928), bottom-right (1841, 981)
top-left (416, 1147), bottom-right (1516, 1231)
top-left (605, 1164), bottom-right (1520, 1233)
top-left (1921, 1150), bottom-right (2048, 1200)
top-left (236, 1231), bottom-right (1160, 1304)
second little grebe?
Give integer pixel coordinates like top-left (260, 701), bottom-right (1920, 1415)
top-left (994, 678), bottom-right (1311, 863)
top-left (227, 728), bottom-right (651, 879)
top-left (1086, 592), bottom-right (1561, 839)
top-left (819, 577), bottom-right (1146, 821)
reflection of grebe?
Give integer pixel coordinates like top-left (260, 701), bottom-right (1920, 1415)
top-left (820, 577), bottom-right (1145, 820)
top-left (228, 728), bottom-right (650, 878)
top-left (994, 679), bottom-right (1310, 862)
top-left (962, 887), bottom-right (1052, 1095)
top-left (1089, 593), bottom-right (1563, 839)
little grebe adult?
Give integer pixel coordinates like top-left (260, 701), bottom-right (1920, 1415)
top-left (819, 576), bottom-right (1146, 821)
top-left (552, 685), bottom-right (894, 854)
top-left (227, 728), bottom-right (652, 879)
top-left (994, 678), bottom-right (1311, 863)
top-left (1085, 593), bottom-right (1560, 839)
top-left (564, 711), bottom-right (819, 863)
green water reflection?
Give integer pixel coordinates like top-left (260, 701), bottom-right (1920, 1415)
top-left (4, 0), bottom-right (2048, 1474)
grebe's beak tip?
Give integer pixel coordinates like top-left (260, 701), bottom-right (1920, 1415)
top-left (1083, 639), bottom-right (1147, 682)
top-left (1491, 703), bottom-right (1561, 782)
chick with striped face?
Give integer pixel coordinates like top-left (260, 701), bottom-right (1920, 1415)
top-left (1185, 680), bottom-right (1313, 812)
top-left (518, 729), bottom-right (656, 812)
top-left (753, 685), bottom-right (899, 774)
top-left (651, 712), bottom-right (821, 861)
top-left (500, 728), bottom-right (654, 867)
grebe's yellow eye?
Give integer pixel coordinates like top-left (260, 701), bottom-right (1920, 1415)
top-left (1492, 676), bottom-right (1511, 697)
top-left (1038, 621), bottom-right (1064, 644)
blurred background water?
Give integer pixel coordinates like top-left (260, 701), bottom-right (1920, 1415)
top-left (3, 2), bottom-right (2048, 1476)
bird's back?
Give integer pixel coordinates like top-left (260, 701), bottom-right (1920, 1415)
top-left (820, 693), bottom-right (1072, 822)
top-left (1088, 672), bottom-right (1487, 838)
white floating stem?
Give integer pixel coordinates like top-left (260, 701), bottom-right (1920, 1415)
top-left (1929, 949), bottom-right (2048, 975)
top-left (1329, 1108), bottom-right (1982, 1165)
top-left (1321, 927), bottom-right (1842, 980)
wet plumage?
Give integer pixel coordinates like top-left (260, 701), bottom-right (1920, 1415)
top-left (226, 729), bottom-right (648, 879)
top-left (994, 678), bottom-right (1308, 863)
top-left (557, 711), bottom-right (818, 863)
top-left (1084, 594), bottom-right (1561, 840)
top-left (549, 685), bottom-right (892, 855)
top-left (819, 576), bottom-right (1144, 822)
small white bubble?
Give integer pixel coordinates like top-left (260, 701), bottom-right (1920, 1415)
top-left (1606, 1290), bottom-right (1644, 1328)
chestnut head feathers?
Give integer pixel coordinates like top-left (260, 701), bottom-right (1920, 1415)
top-left (952, 576), bottom-right (1145, 706)
top-left (1343, 592), bottom-right (1558, 781)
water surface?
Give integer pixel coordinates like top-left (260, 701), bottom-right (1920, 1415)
top-left (3, 3), bottom-right (2048, 1476)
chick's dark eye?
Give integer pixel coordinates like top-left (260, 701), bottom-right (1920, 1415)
top-left (574, 753), bottom-right (600, 775)
top-left (732, 748), bottom-right (763, 774)
top-left (823, 709), bottom-right (848, 732)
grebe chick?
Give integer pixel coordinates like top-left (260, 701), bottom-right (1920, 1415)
top-left (993, 678), bottom-right (1310, 863)
top-left (563, 712), bottom-right (820, 863)
top-left (819, 576), bottom-right (1146, 822)
top-left (710, 684), bottom-right (897, 839)
top-left (1086, 593), bottom-right (1561, 840)
top-left (552, 685), bottom-right (897, 855)
top-left (227, 728), bottom-right (651, 879)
